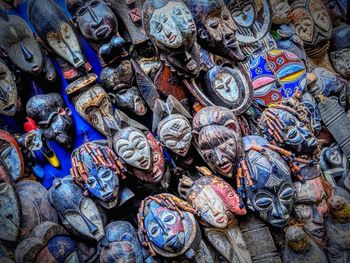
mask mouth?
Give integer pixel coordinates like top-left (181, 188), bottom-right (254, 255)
top-left (2, 103), bottom-right (16, 113)
top-left (95, 26), bottom-right (110, 39)
top-left (102, 191), bottom-right (114, 201)
top-left (225, 37), bottom-right (239, 48)
top-left (310, 227), bottom-right (326, 238)
top-left (168, 34), bottom-right (177, 44)
top-left (32, 64), bottom-right (41, 73)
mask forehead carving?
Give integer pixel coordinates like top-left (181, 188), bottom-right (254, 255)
top-left (242, 136), bottom-right (295, 228)
top-left (0, 130), bottom-right (24, 182)
top-left (185, 0), bottom-right (244, 61)
top-left (114, 127), bottom-right (151, 171)
top-left (0, 14), bottom-right (43, 76)
top-left (16, 181), bottom-right (58, 239)
top-left (26, 93), bottom-right (74, 149)
top-left (192, 106), bottom-right (242, 177)
top-left (48, 176), bottom-right (105, 241)
top-left (74, 84), bottom-right (113, 135)
top-left (28, 0), bottom-right (86, 68)
top-left (204, 66), bottom-right (253, 114)
top-left (66, 0), bottom-right (118, 41)
top-left (293, 177), bottom-right (329, 240)
top-left (259, 105), bottom-right (318, 156)
top-left (71, 142), bottom-right (122, 209)
top-left (0, 61), bottom-right (17, 117)
top-left (0, 159), bottom-right (20, 242)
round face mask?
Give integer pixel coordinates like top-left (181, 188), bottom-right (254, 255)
top-left (231, 2), bottom-right (255, 28)
top-left (70, 0), bottom-right (118, 41)
top-left (0, 61), bottom-right (17, 117)
top-left (290, 8), bottom-right (315, 44)
top-left (114, 127), bottom-right (151, 170)
top-left (144, 201), bottom-right (185, 252)
top-left (271, 0), bottom-right (291, 24)
top-left (191, 184), bottom-right (229, 228)
top-left (158, 115), bottom-right (192, 156)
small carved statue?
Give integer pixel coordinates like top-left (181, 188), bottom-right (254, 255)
top-left (178, 171), bottom-right (251, 263)
top-left (103, 221), bottom-right (156, 263)
top-left (293, 175), bottom-right (329, 243)
top-left (48, 176), bottom-right (105, 241)
top-left (225, 0), bottom-right (276, 60)
top-left (16, 180), bottom-right (58, 239)
top-left (0, 60), bottom-right (17, 117)
top-left (0, 159), bottom-right (20, 243)
top-left (192, 106), bottom-right (242, 178)
top-left (320, 143), bottom-right (350, 192)
top-left (240, 135), bottom-right (296, 228)
top-left (0, 13), bottom-right (56, 82)
top-left (282, 226), bottom-right (328, 263)
top-left (15, 222), bottom-right (80, 263)
top-left (290, 0), bottom-right (332, 61)
top-left (28, 0), bottom-right (90, 81)
top-left (329, 25), bottom-right (350, 80)
top-left (184, 0), bottom-right (244, 61)
top-left (142, 0), bottom-right (201, 77)
top-left (326, 191), bottom-right (350, 263)
top-left (258, 104), bottom-right (319, 157)
top-left (0, 130), bottom-right (24, 182)
top-left (26, 93), bottom-right (75, 149)
top-left (71, 141), bottom-right (134, 209)
top-left (270, 0), bottom-right (291, 25)
top-left (137, 193), bottom-right (204, 261)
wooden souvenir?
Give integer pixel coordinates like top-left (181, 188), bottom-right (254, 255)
top-left (300, 92), bottom-right (321, 135)
top-left (71, 141), bottom-right (134, 209)
top-left (329, 25), bottom-right (350, 80)
top-left (0, 130), bottom-right (24, 182)
top-left (323, 0), bottom-right (348, 27)
top-left (48, 176), bottom-right (105, 241)
top-left (249, 49), bottom-right (307, 106)
top-left (15, 221), bottom-right (79, 263)
top-left (326, 190), bottom-right (350, 262)
top-left (137, 193), bottom-right (204, 261)
top-left (192, 106), bottom-right (242, 178)
top-left (240, 135), bottom-right (296, 228)
top-left (0, 60), bottom-right (17, 117)
top-left (109, 0), bottom-right (149, 45)
top-left (293, 175), bottom-right (329, 243)
top-left (270, 0), bottom-right (291, 25)
top-left (240, 214), bottom-right (282, 263)
top-left (320, 143), bottom-right (350, 192)
top-left (142, 0), bottom-right (201, 77)
top-left (258, 104), bottom-right (319, 157)
top-left (26, 93), bottom-right (75, 149)
top-left (282, 226), bottom-right (328, 263)
top-left (184, 0), bottom-right (244, 61)
top-left (178, 172), bottom-right (251, 263)
top-left (16, 180), bottom-right (58, 239)
top-left (0, 158), bottom-right (20, 243)
top-left (28, 0), bottom-right (90, 81)
top-left (225, 0), bottom-right (276, 59)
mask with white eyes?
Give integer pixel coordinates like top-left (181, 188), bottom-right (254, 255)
top-left (242, 136), bottom-right (296, 228)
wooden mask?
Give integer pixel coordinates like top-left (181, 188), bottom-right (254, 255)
top-left (192, 106), bottom-right (242, 178)
top-left (0, 60), bottom-right (17, 117)
top-left (330, 25), bottom-right (350, 79)
top-left (16, 180), bottom-right (58, 239)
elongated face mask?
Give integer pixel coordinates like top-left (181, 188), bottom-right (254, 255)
top-left (0, 61), bottom-right (17, 117)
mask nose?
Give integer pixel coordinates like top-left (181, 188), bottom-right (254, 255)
top-left (20, 42), bottom-right (34, 62)
top-left (88, 6), bottom-right (102, 26)
top-left (311, 206), bottom-right (324, 225)
top-left (271, 202), bottom-right (287, 219)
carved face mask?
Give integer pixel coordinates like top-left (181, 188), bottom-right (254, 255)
top-left (114, 127), bottom-right (151, 171)
top-left (15, 222), bottom-right (79, 263)
top-left (271, 0), bottom-right (291, 24)
top-left (259, 106), bottom-right (318, 156)
top-left (66, 0), bottom-right (118, 41)
top-left (0, 14), bottom-right (43, 76)
top-left (324, 0), bottom-right (347, 23)
top-left (74, 84), bottom-right (113, 136)
top-left (28, 0), bottom-right (85, 68)
top-left (230, 1), bottom-right (255, 28)
top-left (71, 142), bottom-right (120, 208)
top-left (0, 130), bottom-right (24, 182)
top-left (193, 106), bottom-right (242, 178)
top-left (26, 93), bottom-right (74, 149)
top-left (204, 66), bottom-right (253, 114)
top-left (100, 61), bottom-right (147, 116)
top-left (290, 0), bottom-right (332, 51)
top-left (330, 25), bottom-right (350, 79)
top-left (293, 177), bottom-right (329, 240)
top-left (48, 177), bottom-right (105, 241)
top-left (0, 61), bottom-right (17, 117)
top-left (158, 115), bottom-right (192, 157)
top-left (185, 0), bottom-right (243, 61)
top-left (243, 136), bottom-right (295, 228)
top-left (0, 160), bottom-right (20, 242)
